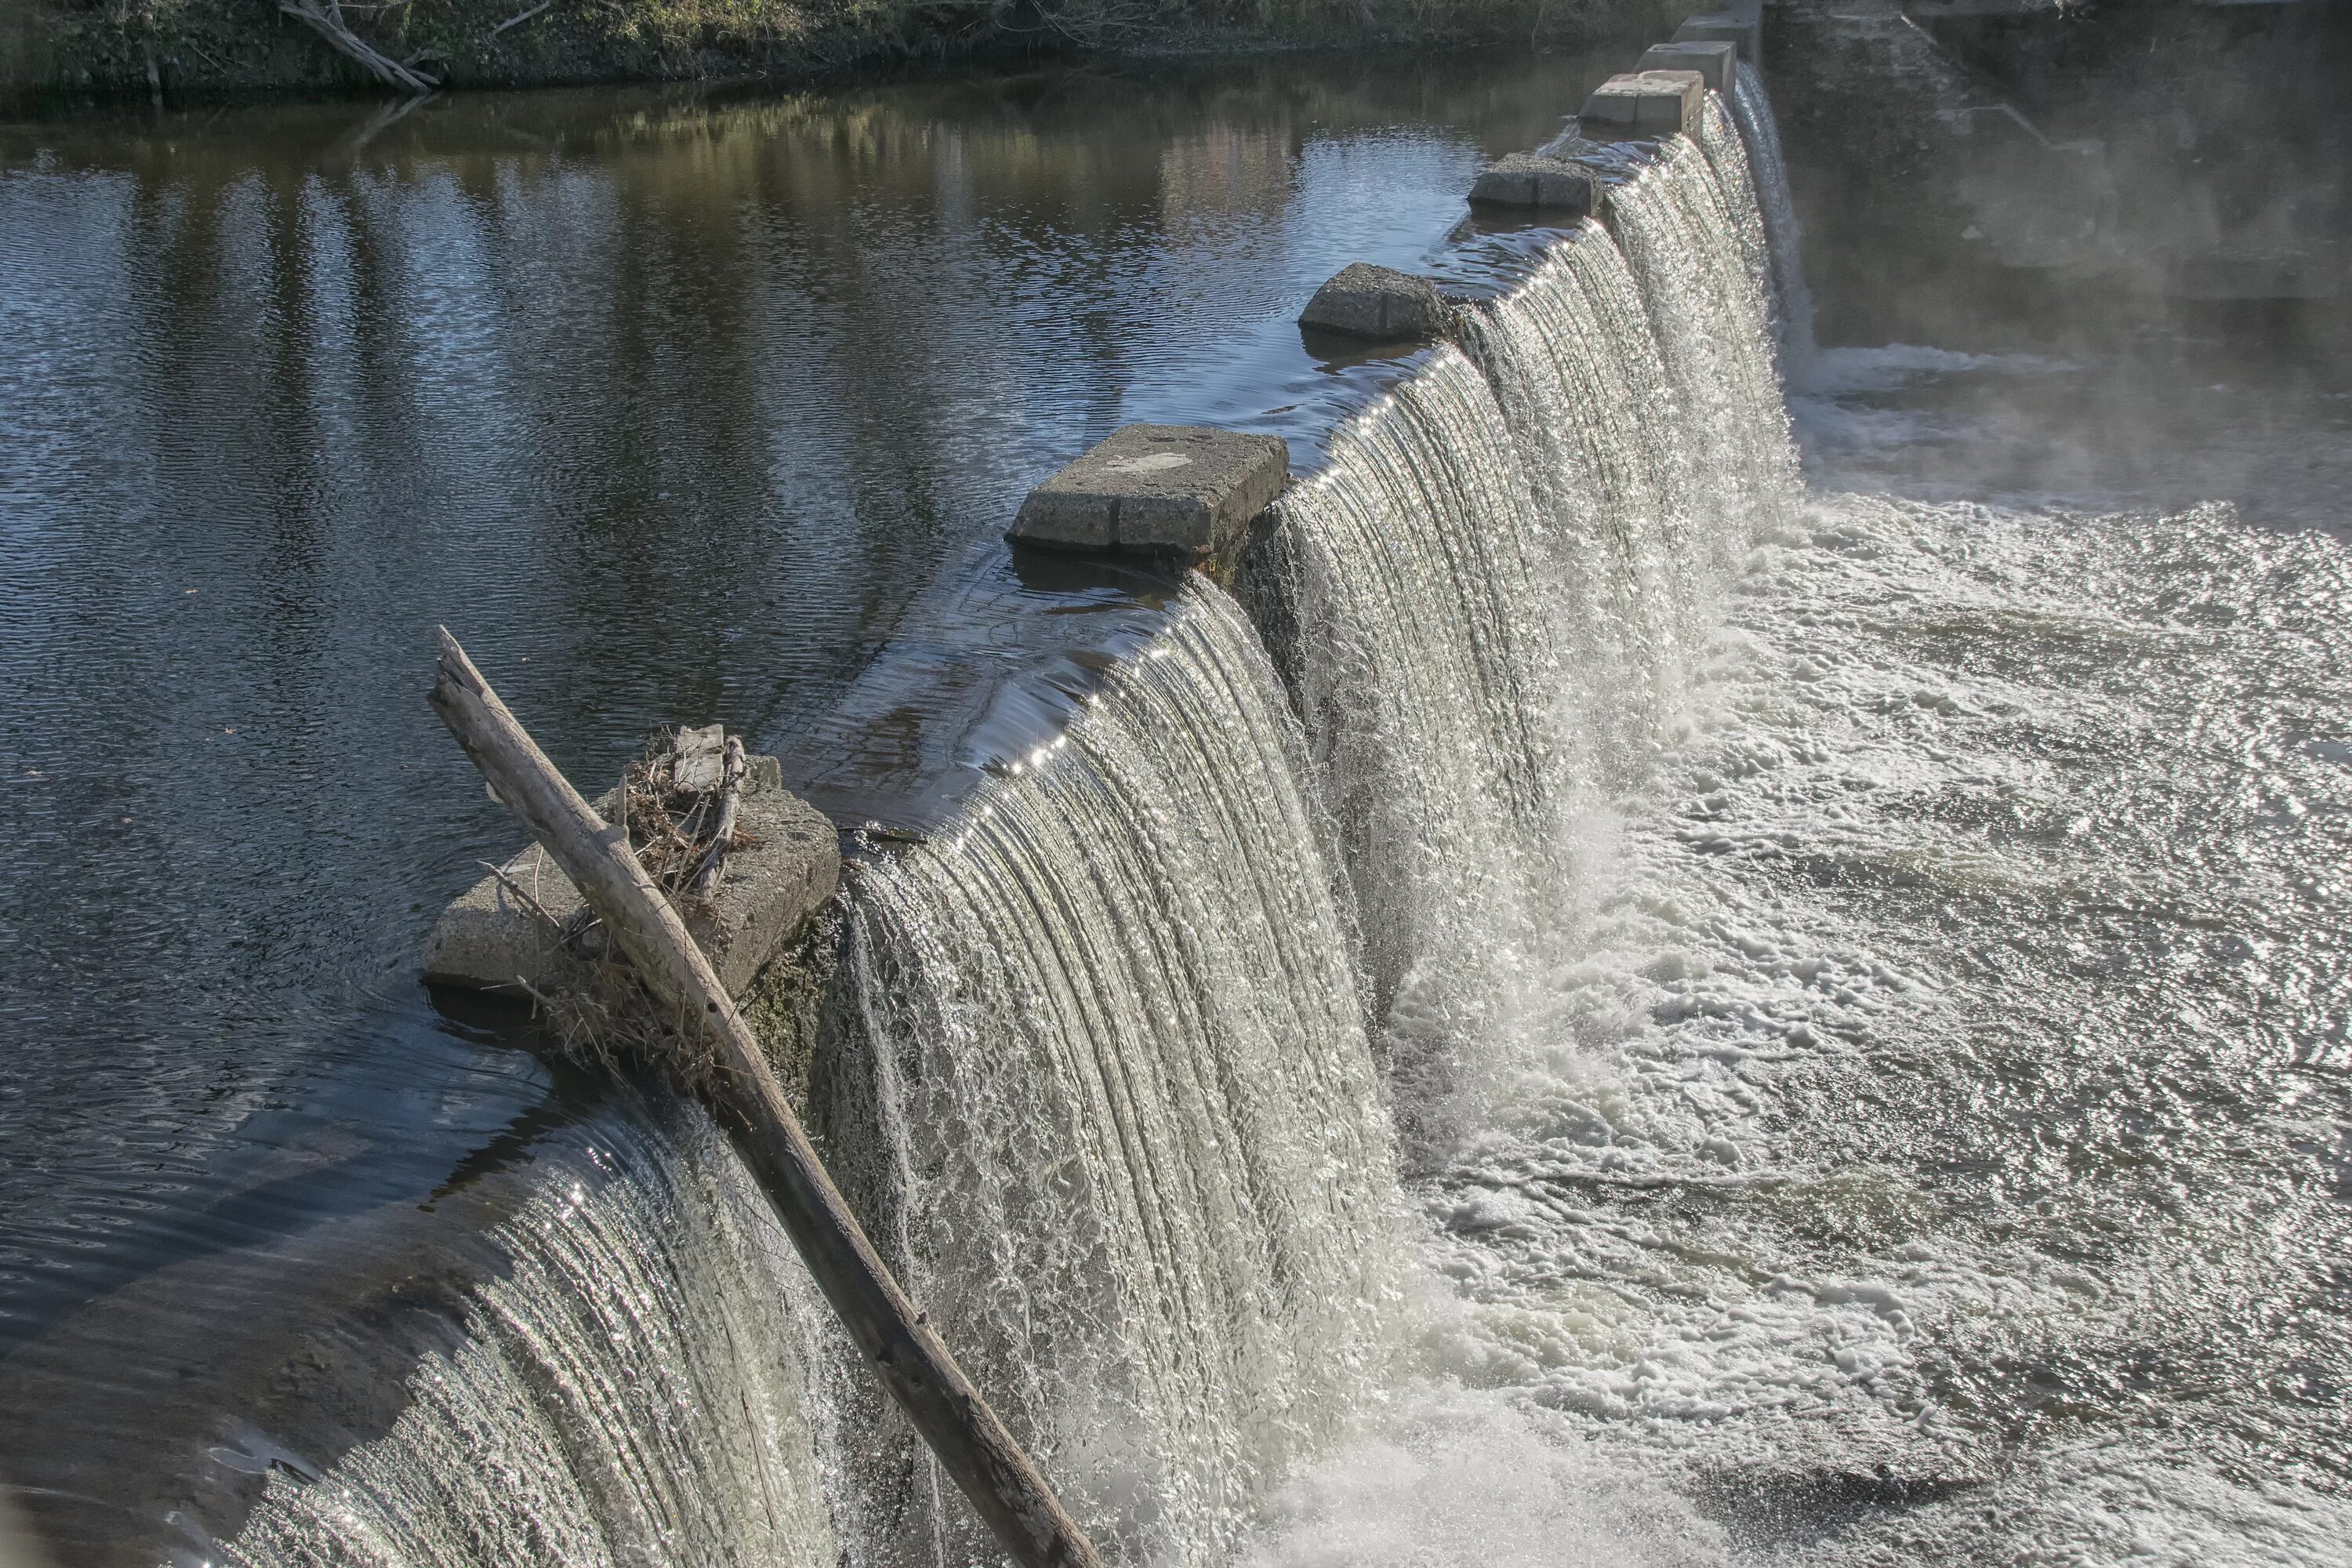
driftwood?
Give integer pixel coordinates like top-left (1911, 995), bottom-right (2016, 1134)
top-left (691, 736), bottom-right (747, 896)
top-left (427, 628), bottom-right (1102, 1568)
top-left (279, 0), bottom-right (439, 94)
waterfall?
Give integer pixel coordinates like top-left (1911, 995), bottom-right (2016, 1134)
top-left (840, 583), bottom-right (1402, 1568)
top-left (1727, 61), bottom-right (1820, 377)
top-left (206, 71), bottom-right (1817, 1568)
top-left (218, 1105), bottom-right (840, 1568)
top-left (1254, 350), bottom-right (1562, 1050)
top-left (1258, 136), bottom-right (1798, 1161)
top-left (1454, 221), bottom-right (1706, 770)
top-left (1606, 132), bottom-right (1801, 568)
top-left (1693, 92), bottom-right (1776, 338)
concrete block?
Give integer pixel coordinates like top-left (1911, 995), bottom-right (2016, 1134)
top-left (1468, 153), bottom-right (1605, 216)
top-left (1641, 40), bottom-right (1738, 95)
top-left (1579, 70), bottom-right (1708, 140)
top-left (1010, 424), bottom-right (1289, 560)
top-left (1676, 12), bottom-right (1762, 69)
top-left (1298, 262), bottom-right (1452, 340)
top-left (423, 760), bottom-right (838, 1000)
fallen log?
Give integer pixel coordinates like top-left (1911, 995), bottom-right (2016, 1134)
top-left (279, 0), bottom-right (438, 95)
top-left (427, 626), bottom-right (1102, 1568)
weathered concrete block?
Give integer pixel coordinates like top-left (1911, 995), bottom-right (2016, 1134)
top-left (1579, 70), bottom-right (1708, 140)
top-left (1641, 40), bottom-right (1739, 95)
top-left (1010, 424), bottom-right (1289, 560)
top-left (1676, 11), bottom-right (1762, 69)
top-left (423, 759), bottom-right (839, 1000)
top-left (1298, 262), bottom-right (1452, 339)
top-left (1468, 153), bottom-right (1605, 216)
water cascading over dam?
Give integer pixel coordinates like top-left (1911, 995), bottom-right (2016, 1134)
top-left (220, 1103), bottom-right (844, 1567)
top-left (1727, 59), bottom-right (1818, 372)
top-left (209, 75), bottom-right (1819, 1568)
top-left (1264, 122), bottom-right (1797, 1165)
top-left (842, 586), bottom-right (1400, 1568)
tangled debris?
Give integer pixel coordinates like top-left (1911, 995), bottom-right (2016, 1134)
top-left (519, 724), bottom-right (760, 1081)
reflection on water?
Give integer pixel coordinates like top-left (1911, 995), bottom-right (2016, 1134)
top-left (0, 50), bottom-right (1620, 1564)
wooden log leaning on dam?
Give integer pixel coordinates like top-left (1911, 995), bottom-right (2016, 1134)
top-left (426, 628), bottom-right (1105, 1568)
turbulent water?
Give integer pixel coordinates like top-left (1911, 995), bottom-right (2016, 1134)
top-left (191, 80), bottom-right (2351, 1568)
top-left (1421, 480), bottom-right (2352, 1563)
top-left (218, 1102), bottom-right (840, 1568)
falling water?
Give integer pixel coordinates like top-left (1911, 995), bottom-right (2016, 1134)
top-left (1454, 221), bottom-right (1705, 768)
top-left (840, 583), bottom-right (1403, 1568)
top-left (1608, 132), bottom-right (1801, 567)
top-left (1257, 138), bottom-right (1800, 1163)
top-left (1693, 93), bottom-right (1776, 338)
top-left (192, 72), bottom-right (1993, 1568)
top-left (1254, 350), bottom-right (1563, 1064)
top-left (216, 1104), bottom-right (840, 1568)
top-left (1728, 61), bottom-right (1820, 376)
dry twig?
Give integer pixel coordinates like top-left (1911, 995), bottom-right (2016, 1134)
top-left (279, 0), bottom-right (438, 93)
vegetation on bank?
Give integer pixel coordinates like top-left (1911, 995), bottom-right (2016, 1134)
top-left (5, 0), bottom-right (1670, 106)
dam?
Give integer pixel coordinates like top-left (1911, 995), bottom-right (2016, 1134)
top-left (2, 2), bottom-right (2349, 1565)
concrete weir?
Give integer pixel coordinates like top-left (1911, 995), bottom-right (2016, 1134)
top-left (1469, 152), bottom-right (1606, 216)
top-left (402, 20), bottom-right (1783, 1563)
top-left (1009, 423), bottom-right (1289, 562)
top-left (1677, 9), bottom-right (1763, 69)
top-left (1580, 68), bottom-right (1708, 140)
top-left (1298, 261), bottom-right (1454, 340)
top-left (1641, 39), bottom-right (1739, 95)
top-left (423, 756), bottom-right (840, 999)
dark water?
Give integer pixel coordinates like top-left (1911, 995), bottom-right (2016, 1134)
top-left (0, 49), bottom-right (1624, 1562)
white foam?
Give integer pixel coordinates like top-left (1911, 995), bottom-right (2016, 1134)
top-left (1243, 1385), bottom-right (1729, 1568)
top-left (1392, 487), bottom-right (2352, 1561)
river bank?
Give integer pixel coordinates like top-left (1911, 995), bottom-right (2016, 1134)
top-left (4, 0), bottom-right (1679, 110)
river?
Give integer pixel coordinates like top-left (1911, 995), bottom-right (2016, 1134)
top-left (3, 16), bottom-right (2347, 1568)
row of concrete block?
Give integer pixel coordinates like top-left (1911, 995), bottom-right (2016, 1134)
top-left (1004, 2), bottom-right (1769, 563)
top-left (427, 2), bottom-right (1774, 1000)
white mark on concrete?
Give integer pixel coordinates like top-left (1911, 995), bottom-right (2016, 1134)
top-left (1106, 452), bottom-right (1194, 475)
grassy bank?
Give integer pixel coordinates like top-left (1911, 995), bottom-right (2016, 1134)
top-left (5, 0), bottom-right (1678, 107)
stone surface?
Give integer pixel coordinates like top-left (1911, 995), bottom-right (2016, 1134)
top-left (1579, 69), bottom-right (1708, 140)
top-left (1677, 10), bottom-right (1764, 69)
top-left (1468, 152), bottom-right (1606, 216)
top-left (1642, 40), bottom-right (1739, 95)
top-left (423, 757), bottom-right (839, 1000)
top-left (1009, 423), bottom-right (1289, 559)
top-left (1298, 261), bottom-right (1453, 339)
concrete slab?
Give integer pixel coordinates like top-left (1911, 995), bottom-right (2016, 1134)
top-left (1677, 12), bottom-right (1764, 69)
top-left (1298, 261), bottom-right (1453, 339)
top-left (423, 757), bottom-right (839, 1000)
top-left (1468, 152), bottom-right (1606, 216)
top-left (1579, 70), bottom-right (1708, 140)
top-left (1641, 40), bottom-right (1739, 95)
top-left (1009, 424), bottom-right (1289, 561)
